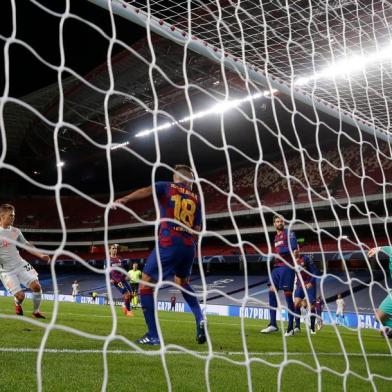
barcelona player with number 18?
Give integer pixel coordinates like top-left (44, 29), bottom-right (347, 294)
top-left (115, 165), bottom-right (205, 345)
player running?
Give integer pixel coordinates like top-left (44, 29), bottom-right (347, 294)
top-left (108, 244), bottom-right (134, 317)
top-left (0, 204), bottom-right (50, 318)
top-left (368, 246), bottom-right (392, 335)
top-left (115, 164), bottom-right (205, 346)
top-left (293, 250), bottom-right (319, 334)
top-left (261, 216), bottom-right (298, 336)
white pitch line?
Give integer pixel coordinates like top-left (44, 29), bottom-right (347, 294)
top-left (0, 348), bottom-right (391, 357)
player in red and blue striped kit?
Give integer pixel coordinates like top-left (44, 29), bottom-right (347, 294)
top-left (115, 165), bottom-right (205, 346)
top-left (107, 244), bottom-right (134, 317)
top-left (293, 250), bottom-right (319, 334)
top-left (261, 216), bottom-right (297, 336)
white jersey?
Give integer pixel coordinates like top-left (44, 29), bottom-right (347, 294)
top-left (336, 298), bottom-right (345, 313)
top-left (72, 283), bottom-right (79, 294)
top-left (0, 226), bottom-right (29, 273)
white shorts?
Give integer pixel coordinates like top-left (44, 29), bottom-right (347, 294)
top-left (0, 263), bottom-right (39, 295)
top-left (336, 310), bottom-right (344, 316)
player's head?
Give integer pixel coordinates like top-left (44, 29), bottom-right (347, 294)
top-left (109, 243), bottom-right (119, 257)
top-left (337, 294), bottom-right (342, 299)
top-left (0, 204), bottom-right (15, 227)
top-left (74, 280), bottom-right (77, 284)
top-left (132, 262), bottom-right (138, 270)
top-left (273, 215), bottom-right (285, 231)
top-left (173, 164), bottom-right (194, 189)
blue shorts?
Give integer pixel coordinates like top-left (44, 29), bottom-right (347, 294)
top-left (270, 266), bottom-right (295, 292)
top-left (143, 244), bottom-right (195, 281)
top-left (113, 280), bottom-right (132, 295)
top-left (294, 285), bottom-right (316, 304)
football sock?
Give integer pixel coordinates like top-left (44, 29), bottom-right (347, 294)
top-left (32, 291), bottom-right (42, 312)
top-left (269, 290), bottom-right (278, 326)
top-left (284, 292), bottom-right (294, 330)
top-left (294, 304), bottom-right (301, 328)
top-left (124, 295), bottom-right (131, 311)
top-left (140, 287), bottom-right (158, 338)
top-left (180, 283), bottom-right (203, 325)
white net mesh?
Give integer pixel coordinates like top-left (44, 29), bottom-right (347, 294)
top-left (1, 0), bottom-right (392, 390)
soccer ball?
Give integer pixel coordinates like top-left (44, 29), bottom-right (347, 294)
top-left (380, 326), bottom-right (392, 338)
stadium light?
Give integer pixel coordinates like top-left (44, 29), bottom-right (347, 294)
top-left (135, 89), bottom-right (277, 138)
top-left (295, 44), bottom-right (392, 86)
top-left (110, 141), bottom-right (130, 150)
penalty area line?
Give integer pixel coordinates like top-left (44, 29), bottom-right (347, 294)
top-left (0, 348), bottom-right (391, 357)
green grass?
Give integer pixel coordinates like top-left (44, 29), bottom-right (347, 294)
top-left (0, 297), bottom-right (391, 391)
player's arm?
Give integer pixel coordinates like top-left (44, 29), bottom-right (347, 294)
top-left (307, 258), bottom-right (319, 287)
top-left (193, 202), bottom-right (202, 234)
top-left (114, 181), bottom-right (167, 207)
top-left (289, 230), bottom-right (298, 251)
top-left (368, 247), bottom-right (382, 257)
top-left (18, 231), bottom-right (50, 263)
top-left (115, 186), bottom-right (153, 206)
top-left (26, 241), bottom-right (50, 263)
top-left (368, 246), bottom-right (392, 258)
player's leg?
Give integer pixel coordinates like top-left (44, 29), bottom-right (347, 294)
top-left (307, 287), bottom-right (317, 334)
top-left (137, 246), bottom-right (175, 345)
top-left (175, 275), bottom-right (205, 343)
top-left (113, 281), bottom-right (134, 316)
top-left (294, 288), bottom-right (304, 332)
top-left (261, 268), bottom-right (281, 333)
top-left (131, 283), bottom-right (139, 307)
top-left (18, 262), bottom-right (44, 318)
top-left (29, 280), bottom-right (45, 318)
top-left (137, 273), bottom-right (159, 343)
top-left (317, 309), bottom-right (323, 330)
top-left (377, 294), bottom-right (392, 333)
top-left (282, 267), bottom-right (296, 336)
top-left (174, 244), bottom-right (205, 344)
top-left (122, 281), bottom-right (134, 316)
top-left (0, 271), bottom-right (25, 315)
top-left (14, 290), bottom-right (25, 315)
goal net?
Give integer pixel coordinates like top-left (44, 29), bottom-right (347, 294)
top-left (1, 0), bottom-right (392, 390)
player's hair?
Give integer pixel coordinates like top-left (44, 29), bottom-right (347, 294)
top-left (273, 215), bottom-right (283, 223)
top-left (0, 204), bottom-right (15, 214)
top-left (174, 164), bottom-right (194, 180)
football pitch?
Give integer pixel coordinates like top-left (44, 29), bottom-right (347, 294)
top-left (0, 297), bottom-right (391, 392)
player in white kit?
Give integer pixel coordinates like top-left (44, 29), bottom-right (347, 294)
top-left (335, 294), bottom-right (345, 326)
top-left (71, 280), bottom-right (79, 301)
top-left (0, 204), bottom-right (50, 318)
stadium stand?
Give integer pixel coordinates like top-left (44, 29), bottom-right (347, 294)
top-left (7, 143), bottom-right (392, 229)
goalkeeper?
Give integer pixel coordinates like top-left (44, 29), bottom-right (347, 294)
top-left (368, 246), bottom-right (392, 330)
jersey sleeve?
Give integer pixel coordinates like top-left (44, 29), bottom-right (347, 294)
top-left (17, 230), bottom-right (28, 246)
top-left (154, 181), bottom-right (168, 197)
top-left (381, 246), bottom-right (392, 257)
